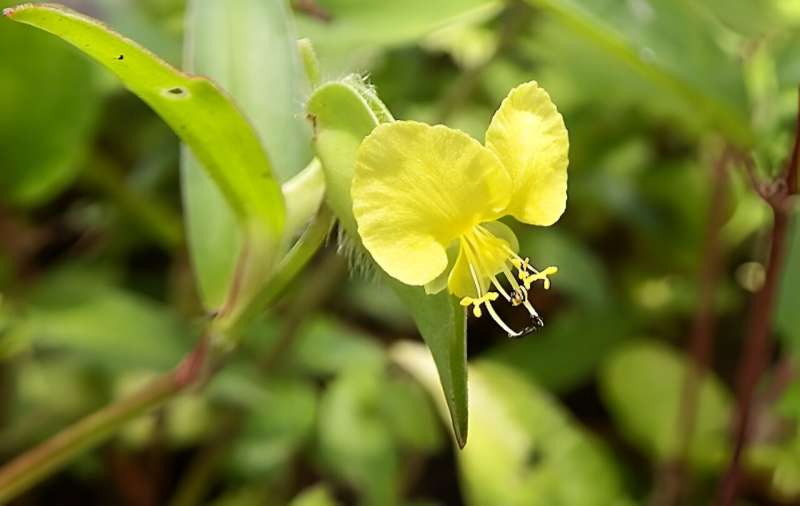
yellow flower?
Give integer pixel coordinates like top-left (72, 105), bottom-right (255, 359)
top-left (352, 82), bottom-right (568, 337)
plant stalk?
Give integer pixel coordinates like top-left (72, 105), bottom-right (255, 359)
top-left (654, 148), bottom-right (731, 506)
top-left (0, 338), bottom-right (209, 503)
top-left (716, 89), bottom-right (800, 505)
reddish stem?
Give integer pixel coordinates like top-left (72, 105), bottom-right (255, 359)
top-left (655, 148), bottom-right (730, 506)
top-left (716, 88), bottom-right (800, 505)
top-left (0, 338), bottom-right (210, 503)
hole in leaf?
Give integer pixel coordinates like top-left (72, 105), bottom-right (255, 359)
top-left (163, 87), bottom-right (189, 99)
top-left (116, 54), bottom-right (124, 61)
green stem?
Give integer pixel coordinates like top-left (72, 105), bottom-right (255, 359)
top-left (0, 339), bottom-right (209, 503)
top-left (233, 205), bottom-right (334, 331)
top-left (298, 38), bottom-right (321, 89)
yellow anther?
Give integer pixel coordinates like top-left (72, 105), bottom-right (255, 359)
top-left (460, 292), bottom-right (499, 318)
top-left (524, 266), bottom-right (558, 289)
top-left (511, 256), bottom-right (532, 272)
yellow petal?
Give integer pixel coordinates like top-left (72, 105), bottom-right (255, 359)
top-left (424, 243), bottom-right (459, 295)
top-left (485, 81), bottom-right (569, 226)
top-left (447, 222), bottom-right (520, 298)
top-left (447, 244), bottom-right (486, 299)
top-left (481, 220), bottom-right (519, 253)
top-left (353, 121), bottom-right (510, 286)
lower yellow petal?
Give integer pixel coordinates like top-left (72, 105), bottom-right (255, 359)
top-left (485, 81), bottom-right (568, 226)
top-left (447, 222), bottom-right (520, 298)
top-left (353, 121), bottom-right (511, 286)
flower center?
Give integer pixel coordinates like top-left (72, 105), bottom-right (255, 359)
top-left (457, 224), bottom-right (557, 338)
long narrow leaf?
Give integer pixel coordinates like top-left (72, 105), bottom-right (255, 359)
top-left (5, 3), bottom-right (285, 240)
top-left (182, 0), bottom-right (310, 307)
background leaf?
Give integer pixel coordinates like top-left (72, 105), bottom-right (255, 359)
top-left (393, 342), bottom-right (632, 506)
top-left (296, 0), bottom-right (500, 72)
top-left (525, 0), bottom-right (752, 145)
top-left (182, 0), bottom-right (311, 308)
top-left (600, 340), bottom-right (733, 470)
top-left (0, 1), bottom-right (100, 205)
top-left (6, 3), bottom-right (287, 318)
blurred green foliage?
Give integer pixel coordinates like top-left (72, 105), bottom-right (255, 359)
top-left (1, 0), bottom-right (800, 505)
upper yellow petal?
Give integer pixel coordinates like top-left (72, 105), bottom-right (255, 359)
top-left (485, 81), bottom-right (569, 226)
top-left (352, 121), bottom-right (511, 286)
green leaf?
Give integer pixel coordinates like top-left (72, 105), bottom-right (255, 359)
top-left (392, 284), bottom-right (468, 447)
top-left (307, 78), bottom-right (469, 446)
top-left (182, 0), bottom-right (311, 308)
top-left (288, 316), bottom-right (385, 376)
top-left (14, 265), bottom-right (189, 369)
top-left (525, 0), bottom-right (752, 145)
top-left (599, 340), bottom-right (733, 470)
top-left (296, 0), bottom-right (500, 73)
top-left (393, 342), bottom-right (632, 506)
top-left (0, 1), bottom-right (100, 205)
top-left (317, 366), bottom-right (398, 506)
top-left (6, 3), bottom-right (286, 320)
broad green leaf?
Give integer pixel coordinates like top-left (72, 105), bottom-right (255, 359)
top-left (525, 0), bottom-right (752, 145)
top-left (317, 366), bottom-right (441, 505)
top-left (600, 340), bottom-right (733, 470)
top-left (6, 3), bottom-right (286, 320)
top-left (380, 375), bottom-right (443, 453)
top-left (288, 316), bottom-right (384, 376)
top-left (0, 1), bottom-right (100, 205)
top-left (296, 0), bottom-right (500, 72)
top-left (393, 342), bottom-right (632, 506)
top-left (183, 0), bottom-right (311, 308)
top-left (318, 366), bottom-right (398, 506)
top-left (11, 265), bottom-right (189, 369)
top-left (307, 78), bottom-right (469, 446)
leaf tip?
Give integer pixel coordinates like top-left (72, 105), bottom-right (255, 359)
top-left (453, 421), bottom-right (468, 449)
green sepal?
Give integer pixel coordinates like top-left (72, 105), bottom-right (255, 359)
top-left (307, 76), bottom-right (469, 446)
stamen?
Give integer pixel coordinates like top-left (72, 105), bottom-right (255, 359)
top-left (521, 266), bottom-right (558, 290)
top-left (484, 299), bottom-right (521, 338)
top-left (459, 292), bottom-right (498, 318)
top-left (458, 225), bottom-right (556, 338)
top-left (460, 237), bottom-right (486, 297)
